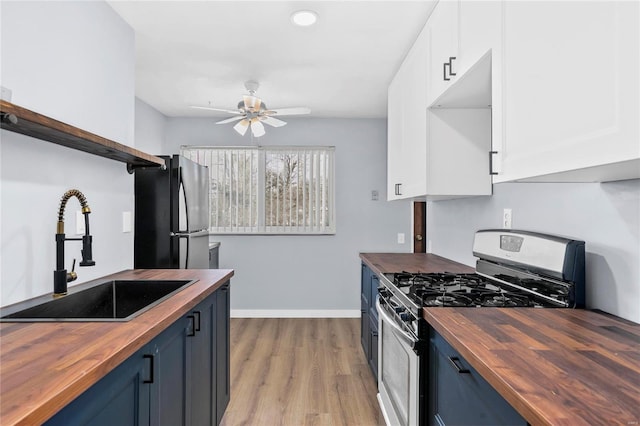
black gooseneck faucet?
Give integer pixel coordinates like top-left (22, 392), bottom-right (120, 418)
top-left (54, 189), bottom-right (96, 297)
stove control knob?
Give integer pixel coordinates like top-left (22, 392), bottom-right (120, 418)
top-left (394, 306), bottom-right (405, 314)
top-left (400, 313), bottom-right (413, 322)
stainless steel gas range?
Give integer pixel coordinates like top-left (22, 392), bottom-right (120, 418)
top-left (376, 229), bottom-right (586, 426)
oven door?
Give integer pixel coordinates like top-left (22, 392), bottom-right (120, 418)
top-left (376, 298), bottom-right (420, 426)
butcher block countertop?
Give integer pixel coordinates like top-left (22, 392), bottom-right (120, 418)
top-left (0, 268), bottom-right (233, 426)
top-left (424, 308), bottom-right (640, 426)
top-left (360, 253), bottom-right (639, 425)
top-left (359, 252), bottom-right (474, 276)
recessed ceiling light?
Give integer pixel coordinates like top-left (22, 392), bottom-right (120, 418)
top-left (291, 10), bottom-right (318, 27)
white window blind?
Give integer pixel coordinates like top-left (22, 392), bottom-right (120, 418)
top-left (181, 146), bottom-right (335, 234)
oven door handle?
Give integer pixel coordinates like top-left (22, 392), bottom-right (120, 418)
top-left (376, 299), bottom-right (419, 347)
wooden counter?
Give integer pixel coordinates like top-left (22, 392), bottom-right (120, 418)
top-left (359, 253), bottom-right (474, 276)
top-left (423, 308), bottom-right (640, 426)
top-left (0, 268), bottom-right (233, 426)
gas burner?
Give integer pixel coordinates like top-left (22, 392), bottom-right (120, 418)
top-left (423, 293), bottom-right (473, 307)
top-left (479, 292), bottom-right (532, 307)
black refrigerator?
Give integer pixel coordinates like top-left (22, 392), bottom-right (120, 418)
top-left (134, 155), bottom-right (210, 269)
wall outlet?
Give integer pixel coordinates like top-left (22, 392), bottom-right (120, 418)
top-left (122, 211), bottom-right (132, 233)
top-left (75, 211), bottom-right (86, 235)
top-left (371, 190), bottom-right (379, 201)
top-left (503, 208), bottom-right (512, 229)
top-left (397, 233), bottom-right (405, 244)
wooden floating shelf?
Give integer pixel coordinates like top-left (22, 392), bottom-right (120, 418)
top-left (0, 100), bottom-right (165, 171)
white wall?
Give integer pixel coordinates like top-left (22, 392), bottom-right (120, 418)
top-left (0, 1), bottom-right (138, 306)
top-left (164, 117), bottom-right (412, 315)
top-left (426, 180), bottom-right (640, 323)
top-left (134, 98), bottom-right (167, 155)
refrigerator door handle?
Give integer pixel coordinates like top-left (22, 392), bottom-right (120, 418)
top-left (170, 230), bottom-right (209, 237)
top-left (170, 230), bottom-right (209, 268)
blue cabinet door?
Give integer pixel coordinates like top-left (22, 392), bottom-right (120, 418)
top-left (45, 346), bottom-right (151, 426)
top-left (428, 329), bottom-right (527, 426)
top-left (189, 294), bottom-right (215, 426)
top-left (150, 317), bottom-right (190, 426)
top-left (215, 283), bottom-right (231, 424)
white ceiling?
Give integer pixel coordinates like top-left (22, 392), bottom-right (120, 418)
top-left (108, 1), bottom-right (437, 119)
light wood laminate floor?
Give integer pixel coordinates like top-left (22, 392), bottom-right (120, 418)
top-left (220, 318), bottom-right (384, 426)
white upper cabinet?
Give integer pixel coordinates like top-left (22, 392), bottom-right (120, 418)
top-left (495, 1), bottom-right (640, 182)
top-left (427, 1), bottom-right (502, 106)
top-left (426, 0), bottom-right (459, 105)
top-left (387, 25), bottom-right (429, 200)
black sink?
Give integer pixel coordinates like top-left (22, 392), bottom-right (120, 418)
top-left (0, 279), bottom-right (196, 322)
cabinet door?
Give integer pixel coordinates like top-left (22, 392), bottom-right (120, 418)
top-left (498, 1), bottom-right (639, 182)
top-left (215, 283), bottom-right (231, 425)
top-left (45, 347), bottom-right (151, 426)
top-left (457, 1), bottom-right (502, 78)
top-left (400, 26), bottom-right (429, 198)
top-left (190, 297), bottom-right (215, 426)
top-left (368, 313), bottom-right (379, 382)
top-left (150, 317), bottom-right (190, 426)
top-left (428, 330), bottom-right (526, 426)
top-left (426, 0), bottom-right (459, 104)
top-left (387, 68), bottom-right (405, 200)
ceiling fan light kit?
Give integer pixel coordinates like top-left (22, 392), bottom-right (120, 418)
top-left (291, 10), bottom-right (318, 27)
top-left (190, 80), bottom-right (311, 138)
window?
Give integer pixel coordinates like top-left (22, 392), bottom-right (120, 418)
top-left (181, 146), bottom-right (335, 234)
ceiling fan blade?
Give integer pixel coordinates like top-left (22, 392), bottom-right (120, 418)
top-left (261, 116), bottom-right (287, 128)
top-left (243, 95), bottom-right (262, 112)
top-left (190, 105), bottom-right (242, 114)
top-left (233, 119), bottom-right (250, 136)
top-left (250, 119), bottom-right (266, 137)
top-left (266, 107), bottom-right (311, 116)
top-left (216, 116), bottom-right (246, 125)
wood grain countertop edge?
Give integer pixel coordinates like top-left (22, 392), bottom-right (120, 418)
top-left (0, 268), bottom-right (234, 426)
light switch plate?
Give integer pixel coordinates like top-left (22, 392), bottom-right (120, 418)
top-left (122, 211), bottom-right (132, 233)
top-left (397, 233), bottom-right (405, 244)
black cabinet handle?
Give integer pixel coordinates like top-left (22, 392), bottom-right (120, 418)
top-left (193, 310), bottom-right (201, 332)
top-left (449, 57), bottom-right (456, 76)
top-left (143, 354), bottom-right (154, 383)
top-left (443, 57), bottom-right (457, 81)
top-left (448, 356), bottom-right (470, 374)
top-left (489, 151), bottom-right (498, 175)
top-left (187, 315), bottom-right (196, 336)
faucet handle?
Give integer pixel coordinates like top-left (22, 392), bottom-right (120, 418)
top-left (67, 258), bottom-right (78, 283)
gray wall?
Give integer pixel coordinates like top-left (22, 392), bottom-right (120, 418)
top-left (426, 180), bottom-right (640, 323)
top-left (164, 117), bottom-right (412, 315)
top-left (1, 1), bottom-right (139, 306)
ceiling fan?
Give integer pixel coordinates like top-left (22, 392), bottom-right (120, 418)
top-left (190, 80), bottom-right (311, 138)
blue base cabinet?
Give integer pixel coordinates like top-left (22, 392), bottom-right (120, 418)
top-left (46, 283), bottom-right (230, 426)
top-left (428, 328), bottom-right (526, 426)
top-left (360, 263), bottom-right (379, 381)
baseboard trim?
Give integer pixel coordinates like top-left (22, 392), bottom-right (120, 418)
top-left (230, 309), bottom-right (361, 318)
